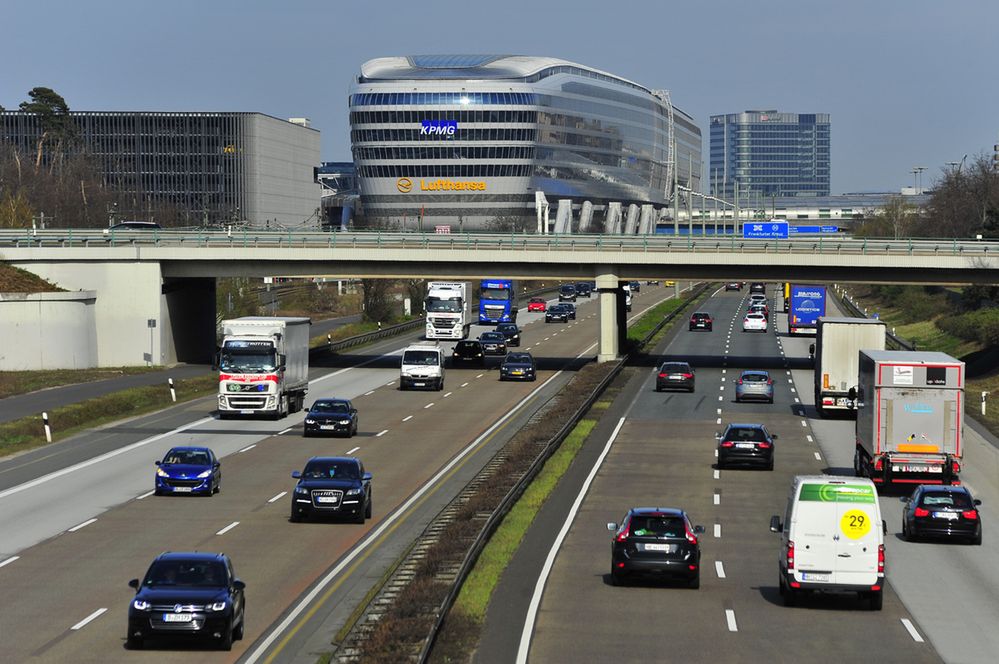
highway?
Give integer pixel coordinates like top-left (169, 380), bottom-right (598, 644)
top-left (0, 283), bottom-right (680, 663)
top-left (477, 285), bottom-right (999, 664)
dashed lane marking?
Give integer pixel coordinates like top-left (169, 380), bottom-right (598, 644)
top-left (239, 444), bottom-right (256, 453)
top-left (402, 415), bottom-right (413, 422)
top-left (726, 609), bottom-right (738, 632)
top-left (714, 469), bottom-right (720, 479)
top-left (68, 518), bottom-right (97, 533)
top-left (713, 493), bottom-right (720, 505)
top-left (424, 402), bottom-right (435, 409)
top-left (801, 421), bottom-right (808, 427)
top-left (444, 392), bottom-right (453, 398)
top-left (268, 492), bottom-right (287, 503)
top-left (814, 452), bottom-right (822, 460)
top-left (0, 556), bottom-right (20, 569)
top-left (714, 524), bottom-right (722, 538)
top-left (715, 561), bottom-right (726, 578)
top-left (476, 374), bottom-right (484, 379)
top-left (136, 490), bottom-right (155, 500)
top-left (71, 608), bottom-right (107, 631)
top-left (346, 446), bottom-right (360, 454)
top-left (901, 618), bottom-right (925, 643)
top-left (364, 390), bottom-right (375, 396)
top-left (216, 521), bottom-right (240, 536)
top-left (376, 430), bottom-right (388, 437)
top-left (806, 435), bottom-right (813, 442)
top-left (716, 418), bottom-right (722, 425)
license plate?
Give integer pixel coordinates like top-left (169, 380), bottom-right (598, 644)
top-left (893, 465), bottom-right (929, 473)
top-left (414, 382), bottom-right (425, 387)
top-left (240, 409), bottom-right (254, 415)
top-left (512, 370), bottom-right (523, 375)
top-left (670, 374), bottom-right (683, 379)
top-left (837, 398), bottom-right (850, 406)
top-left (642, 543), bottom-right (674, 552)
top-left (320, 425), bottom-right (336, 430)
top-left (934, 511), bottom-right (958, 519)
top-left (801, 572), bottom-right (830, 582)
top-left (316, 496), bottom-right (339, 504)
top-left (736, 443), bottom-right (755, 449)
top-left (173, 487), bottom-right (193, 493)
top-left (163, 613), bottom-right (193, 622)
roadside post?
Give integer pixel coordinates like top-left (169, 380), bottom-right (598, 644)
top-left (168, 378), bottom-right (176, 402)
top-left (42, 412), bottom-right (52, 443)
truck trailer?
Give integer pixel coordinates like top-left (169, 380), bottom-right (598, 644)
top-left (425, 281), bottom-right (469, 340)
top-left (788, 284), bottom-right (827, 335)
top-left (217, 317), bottom-right (311, 419)
top-left (853, 350), bottom-right (964, 487)
top-left (813, 317), bottom-right (886, 417)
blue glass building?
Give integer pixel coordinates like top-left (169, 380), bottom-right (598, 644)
top-left (709, 110), bottom-right (830, 199)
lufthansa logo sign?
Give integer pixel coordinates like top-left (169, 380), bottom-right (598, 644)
top-left (396, 177), bottom-right (413, 193)
top-left (419, 179), bottom-right (486, 191)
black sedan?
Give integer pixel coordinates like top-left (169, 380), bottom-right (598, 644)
top-left (545, 304), bottom-right (571, 323)
top-left (290, 456), bottom-right (372, 523)
top-left (656, 361), bottom-right (695, 392)
top-left (716, 423), bottom-right (776, 470)
top-left (500, 352), bottom-right (537, 381)
top-left (496, 322), bottom-right (522, 347)
top-left (126, 551), bottom-right (246, 651)
top-left (478, 331), bottom-right (508, 355)
top-left (561, 302), bottom-right (577, 320)
top-left (452, 340), bottom-right (485, 367)
top-left (303, 399), bottom-right (358, 438)
top-left (607, 508), bottom-right (704, 588)
top-left (902, 485), bottom-right (982, 544)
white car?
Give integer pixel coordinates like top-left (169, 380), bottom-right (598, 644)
top-left (743, 312), bottom-right (767, 332)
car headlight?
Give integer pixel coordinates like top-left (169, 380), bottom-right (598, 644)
top-left (132, 599), bottom-right (151, 611)
top-left (339, 419), bottom-right (352, 425)
top-left (204, 600), bottom-right (227, 612)
top-left (156, 468), bottom-right (169, 478)
top-left (197, 469), bottom-right (212, 479)
top-left (305, 418), bottom-right (316, 424)
top-left (346, 487), bottom-right (363, 496)
top-left (294, 486), bottom-right (309, 495)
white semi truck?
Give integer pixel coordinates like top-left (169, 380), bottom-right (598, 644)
top-left (217, 317), bottom-right (311, 419)
top-left (812, 317), bottom-right (886, 417)
top-left (425, 281), bottom-right (469, 340)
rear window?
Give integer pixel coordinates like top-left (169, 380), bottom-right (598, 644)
top-left (920, 492), bottom-right (973, 509)
top-left (742, 373), bottom-right (768, 382)
top-left (725, 427), bottom-right (768, 442)
top-left (662, 363), bottom-right (690, 372)
top-left (629, 515), bottom-right (686, 538)
top-left (692, 313), bottom-right (710, 320)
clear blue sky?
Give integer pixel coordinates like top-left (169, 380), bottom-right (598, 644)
top-left (4, 0), bottom-right (996, 194)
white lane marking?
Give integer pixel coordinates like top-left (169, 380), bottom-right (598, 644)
top-left (461, 382), bottom-right (469, 388)
top-left (0, 416), bottom-right (214, 501)
top-left (718, 396), bottom-right (723, 401)
top-left (716, 418), bottom-right (722, 424)
top-left (376, 430), bottom-right (388, 437)
top-left (476, 374), bottom-right (484, 379)
top-left (715, 561), bottom-right (726, 578)
top-left (68, 518), bottom-right (97, 533)
top-left (714, 524), bottom-right (722, 538)
top-left (794, 397), bottom-right (801, 403)
top-left (717, 408), bottom-right (722, 415)
top-left (402, 415), bottom-right (413, 422)
top-left (250, 364), bottom-right (575, 664)
top-left (719, 385), bottom-right (724, 391)
top-left (713, 493), bottom-right (720, 505)
top-left (726, 609), bottom-right (738, 632)
top-left (790, 387), bottom-right (796, 393)
top-left (525, 347), bottom-right (532, 351)
top-left (721, 369), bottom-right (727, 375)
top-left (714, 469), bottom-right (720, 479)
top-left (364, 390), bottom-right (375, 396)
top-left (71, 608), bottom-right (107, 630)
top-left (239, 444), bottom-right (256, 453)
top-left (786, 371), bottom-right (791, 375)
top-left (801, 421), bottom-right (808, 427)
top-left (806, 435), bottom-right (813, 442)
top-left (216, 521), bottom-right (240, 536)
top-left (278, 428), bottom-right (292, 435)
top-left (424, 402), bottom-right (435, 409)
top-left (0, 556), bottom-right (20, 569)
top-left (814, 452), bottom-right (822, 460)
top-left (385, 381), bottom-right (395, 386)
top-left (443, 391), bottom-right (453, 398)
top-left (901, 618), bottom-right (925, 643)
top-left (515, 418), bottom-right (626, 664)
top-left (268, 491), bottom-right (287, 503)
top-left (136, 490), bottom-right (156, 500)
top-left (544, 337), bottom-right (550, 341)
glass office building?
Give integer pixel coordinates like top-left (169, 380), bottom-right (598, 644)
top-left (0, 111), bottom-right (320, 226)
top-left (709, 110), bottom-right (830, 199)
top-left (349, 55), bottom-right (701, 231)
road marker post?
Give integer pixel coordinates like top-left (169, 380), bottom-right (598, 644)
top-left (42, 412), bottom-right (52, 443)
top-left (168, 378), bottom-right (176, 402)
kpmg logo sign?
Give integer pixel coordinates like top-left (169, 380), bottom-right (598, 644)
top-left (421, 120), bottom-right (458, 136)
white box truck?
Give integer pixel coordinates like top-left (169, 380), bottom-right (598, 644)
top-left (813, 317), bottom-right (886, 417)
top-left (853, 350), bottom-right (964, 487)
top-left (425, 281), bottom-right (469, 340)
top-left (217, 317), bottom-right (311, 419)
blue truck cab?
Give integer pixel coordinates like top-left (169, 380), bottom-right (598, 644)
top-left (478, 279), bottom-right (517, 324)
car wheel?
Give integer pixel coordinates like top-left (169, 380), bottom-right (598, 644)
top-left (153, 489), bottom-right (164, 497)
top-left (303, 429), bottom-right (312, 438)
top-left (767, 457), bottom-right (774, 471)
top-left (214, 477), bottom-right (221, 494)
top-left (782, 582), bottom-right (796, 607)
top-left (219, 621), bottom-right (234, 651)
top-left (233, 614), bottom-right (245, 641)
top-left (290, 509), bottom-right (303, 523)
top-left (867, 591), bottom-right (883, 611)
top-left (971, 529), bottom-right (982, 545)
top-left (365, 492), bottom-right (373, 519)
top-left (610, 568), bottom-right (624, 587)
top-left (655, 385), bottom-right (662, 392)
top-left (688, 385), bottom-right (695, 393)
top-left (688, 572), bottom-right (700, 589)
top-left (126, 635), bottom-right (143, 650)
top-left (354, 507), bottom-right (366, 524)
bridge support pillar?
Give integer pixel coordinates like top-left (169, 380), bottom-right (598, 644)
top-left (595, 269), bottom-right (621, 363)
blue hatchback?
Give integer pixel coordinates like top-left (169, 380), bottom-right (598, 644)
top-left (155, 447), bottom-right (221, 496)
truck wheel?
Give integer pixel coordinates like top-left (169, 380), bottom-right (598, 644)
top-left (853, 449), bottom-right (863, 477)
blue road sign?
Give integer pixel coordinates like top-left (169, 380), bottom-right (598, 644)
top-left (743, 221), bottom-right (789, 239)
top-left (790, 225), bottom-right (821, 234)
top-left (820, 225), bottom-right (839, 233)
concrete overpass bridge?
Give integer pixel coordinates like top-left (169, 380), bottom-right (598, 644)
top-left (2, 229), bottom-right (997, 368)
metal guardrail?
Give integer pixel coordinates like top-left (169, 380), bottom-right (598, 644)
top-left (417, 284), bottom-right (708, 662)
top-left (832, 285), bottom-right (915, 350)
top-left (3, 229), bottom-right (998, 257)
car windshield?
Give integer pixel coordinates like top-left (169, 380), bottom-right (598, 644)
top-left (481, 288), bottom-right (511, 300)
top-left (629, 515), bottom-right (686, 538)
top-left (747, 314), bottom-right (764, 320)
top-left (497, 324), bottom-right (517, 333)
top-left (302, 461), bottom-right (359, 480)
top-left (725, 427), bottom-right (768, 442)
top-left (506, 354), bottom-right (531, 363)
top-left (480, 332), bottom-right (504, 341)
top-left (742, 373), bottom-right (768, 382)
top-left (560, 286), bottom-right (575, 293)
top-left (403, 350), bottom-right (440, 366)
top-left (311, 402), bottom-right (349, 414)
top-left (693, 313), bottom-right (709, 319)
top-left (144, 560), bottom-right (226, 587)
top-left (920, 492), bottom-right (973, 509)
top-left (456, 342), bottom-right (479, 350)
top-left (163, 450), bottom-right (210, 465)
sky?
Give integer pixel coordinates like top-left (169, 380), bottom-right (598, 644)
top-left (4, 0), bottom-right (997, 194)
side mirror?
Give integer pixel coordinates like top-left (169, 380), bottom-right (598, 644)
top-left (772, 433), bottom-right (779, 439)
top-left (213, 462), bottom-right (220, 469)
top-left (606, 522), bottom-right (618, 532)
top-left (351, 408), bottom-right (358, 414)
top-left (155, 460), bottom-right (162, 466)
top-left (900, 496), bottom-right (909, 503)
top-left (769, 515), bottom-right (783, 533)
top-left (232, 579), bottom-right (246, 591)
top-left (291, 470), bottom-right (302, 479)
top-left (363, 472), bottom-right (372, 481)
top-left (212, 351), bottom-right (220, 371)
top-left (128, 578), bottom-right (139, 589)
top-left (714, 432), bottom-right (721, 439)
top-left (974, 499), bottom-right (982, 506)
top-left (693, 525), bottom-right (705, 534)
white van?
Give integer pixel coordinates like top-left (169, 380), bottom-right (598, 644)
top-left (770, 475), bottom-right (886, 610)
top-left (400, 341), bottom-right (445, 391)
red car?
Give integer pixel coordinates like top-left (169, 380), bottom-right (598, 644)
top-left (527, 297), bottom-right (547, 312)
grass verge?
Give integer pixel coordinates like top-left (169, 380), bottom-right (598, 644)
top-left (0, 366), bottom-right (166, 399)
top-left (0, 375), bottom-right (218, 458)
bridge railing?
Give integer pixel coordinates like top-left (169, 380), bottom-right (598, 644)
top-left (2, 229), bottom-right (997, 256)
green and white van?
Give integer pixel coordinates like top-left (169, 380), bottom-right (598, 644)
top-left (770, 475), bottom-right (886, 610)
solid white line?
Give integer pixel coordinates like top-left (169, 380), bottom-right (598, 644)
top-left (216, 521), bottom-right (240, 536)
top-left (347, 446), bottom-right (360, 455)
top-left (248, 365), bottom-right (574, 664)
top-left (376, 430), bottom-right (388, 437)
top-left (0, 416), bottom-right (214, 502)
top-left (726, 609), bottom-right (738, 632)
top-left (0, 556), bottom-right (20, 569)
top-left (806, 435), bottom-right (813, 442)
top-left (136, 490), bottom-right (156, 500)
top-left (267, 491), bottom-right (287, 503)
top-left (402, 415), bottom-right (413, 422)
top-left (713, 494), bottom-right (720, 505)
top-left (364, 390), bottom-right (375, 396)
top-left (461, 382), bottom-right (469, 388)
top-left (515, 418), bottom-right (626, 664)
top-left (71, 608), bottom-right (107, 630)
top-left (68, 518), bottom-right (97, 533)
top-left (901, 618), bottom-right (925, 643)
top-left (278, 427), bottom-right (292, 435)
top-left (814, 452), bottom-right (822, 460)
top-left (715, 561), bottom-right (726, 578)
top-left (239, 444), bottom-right (256, 453)
top-left (424, 402), bottom-right (435, 409)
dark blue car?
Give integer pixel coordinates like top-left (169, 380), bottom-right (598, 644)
top-left (303, 398), bottom-right (358, 438)
top-left (290, 456), bottom-right (372, 523)
top-left (154, 447), bottom-right (221, 496)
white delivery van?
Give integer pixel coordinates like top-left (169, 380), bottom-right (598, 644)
top-left (770, 475), bottom-right (886, 610)
top-left (399, 341), bottom-right (445, 391)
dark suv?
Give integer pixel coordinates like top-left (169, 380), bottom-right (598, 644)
top-left (290, 456), bottom-right (372, 523)
top-left (558, 284), bottom-right (577, 302)
top-left (575, 282), bottom-right (592, 297)
top-left (716, 423), bottom-right (776, 470)
top-left (689, 312), bottom-right (713, 331)
top-left (607, 508), bottom-right (705, 587)
top-left (902, 485), bottom-right (982, 544)
top-left (126, 551), bottom-right (246, 650)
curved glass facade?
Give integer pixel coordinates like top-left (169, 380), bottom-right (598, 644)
top-left (350, 55), bottom-right (701, 231)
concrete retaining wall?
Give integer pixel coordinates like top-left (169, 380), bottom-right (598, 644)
top-left (0, 291), bottom-right (98, 370)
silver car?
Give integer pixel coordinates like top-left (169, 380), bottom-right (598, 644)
top-left (735, 370), bottom-right (774, 404)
